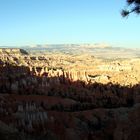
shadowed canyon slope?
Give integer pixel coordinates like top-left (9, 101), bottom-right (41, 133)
top-left (0, 47), bottom-right (140, 140)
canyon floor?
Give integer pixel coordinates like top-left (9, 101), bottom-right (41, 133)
top-left (0, 47), bottom-right (140, 140)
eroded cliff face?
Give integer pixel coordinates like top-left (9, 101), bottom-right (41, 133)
top-left (0, 48), bottom-right (139, 85)
top-left (0, 49), bottom-right (140, 140)
top-left (0, 48), bottom-right (140, 95)
top-left (30, 67), bottom-right (89, 82)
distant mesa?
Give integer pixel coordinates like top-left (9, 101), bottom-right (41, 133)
top-left (77, 43), bottom-right (111, 48)
top-left (26, 43), bottom-right (111, 49)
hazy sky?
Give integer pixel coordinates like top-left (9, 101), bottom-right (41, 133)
top-left (0, 0), bottom-right (140, 47)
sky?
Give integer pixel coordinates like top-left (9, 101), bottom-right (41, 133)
top-left (0, 0), bottom-right (139, 48)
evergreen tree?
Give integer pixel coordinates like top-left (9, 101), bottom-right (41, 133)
top-left (122, 0), bottom-right (140, 17)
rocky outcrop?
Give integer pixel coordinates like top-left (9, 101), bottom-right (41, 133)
top-left (0, 48), bottom-right (140, 85)
top-left (0, 48), bottom-right (28, 55)
top-left (0, 48), bottom-right (140, 139)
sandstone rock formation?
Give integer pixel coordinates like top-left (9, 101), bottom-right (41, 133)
top-left (0, 48), bottom-right (140, 140)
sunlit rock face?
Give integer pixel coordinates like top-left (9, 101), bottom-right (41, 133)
top-left (0, 48), bottom-right (140, 140)
top-left (39, 69), bottom-right (88, 82)
top-left (0, 48), bottom-right (140, 88)
top-left (0, 48), bottom-right (140, 85)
